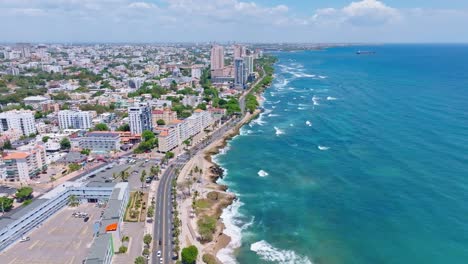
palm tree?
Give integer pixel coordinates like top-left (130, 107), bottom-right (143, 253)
top-left (68, 195), bottom-right (79, 207)
top-left (140, 170), bottom-right (147, 189)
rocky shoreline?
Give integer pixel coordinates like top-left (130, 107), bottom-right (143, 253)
top-left (199, 110), bottom-right (261, 263)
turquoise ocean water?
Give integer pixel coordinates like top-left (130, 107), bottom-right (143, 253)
top-left (214, 45), bottom-right (468, 264)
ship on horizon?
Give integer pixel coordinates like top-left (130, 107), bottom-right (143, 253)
top-left (356, 50), bottom-right (376, 55)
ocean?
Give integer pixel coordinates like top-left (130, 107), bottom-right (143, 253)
top-left (213, 45), bottom-right (468, 264)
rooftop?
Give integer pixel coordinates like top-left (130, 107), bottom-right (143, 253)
top-left (3, 152), bottom-right (30, 160)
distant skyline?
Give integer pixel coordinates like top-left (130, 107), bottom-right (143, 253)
top-left (1, 0), bottom-right (467, 43)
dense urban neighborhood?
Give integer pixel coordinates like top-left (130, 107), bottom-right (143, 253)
top-left (0, 43), bottom-right (275, 264)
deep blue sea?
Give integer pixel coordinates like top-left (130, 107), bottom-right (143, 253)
top-left (214, 45), bottom-right (468, 264)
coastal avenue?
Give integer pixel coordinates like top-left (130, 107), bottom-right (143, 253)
top-left (152, 65), bottom-right (265, 264)
top-left (152, 118), bottom-right (239, 264)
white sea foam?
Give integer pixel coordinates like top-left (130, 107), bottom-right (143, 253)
top-left (290, 123), bottom-right (294, 127)
top-left (318, 75), bottom-right (327, 79)
top-left (297, 107), bottom-right (306, 110)
top-left (318, 145), bottom-right (330, 151)
top-left (272, 106), bottom-right (276, 109)
top-left (312, 96), bottom-right (320, 106)
top-left (327, 96), bottom-right (337, 101)
top-left (306, 121), bottom-right (312, 127)
top-left (274, 126), bottom-right (285, 136)
top-left (257, 170), bottom-right (269, 177)
top-left (250, 240), bottom-right (313, 264)
top-left (217, 200), bottom-right (254, 264)
top-left (268, 114), bottom-right (280, 117)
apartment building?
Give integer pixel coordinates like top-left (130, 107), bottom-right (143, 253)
top-left (0, 110), bottom-right (36, 136)
top-left (152, 109), bottom-right (177, 127)
top-left (128, 103), bottom-right (152, 135)
top-left (79, 132), bottom-right (121, 153)
top-left (2, 145), bottom-right (47, 182)
top-left (58, 110), bottom-right (93, 130)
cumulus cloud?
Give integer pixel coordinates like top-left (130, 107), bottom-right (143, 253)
top-left (313, 0), bottom-right (401, 26)
top-left (0, 0), bottom-right (466, 42)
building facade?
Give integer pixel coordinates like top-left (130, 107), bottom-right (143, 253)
top-left (0, 110), bottom-right (36, 137)
top-left (151, 109), bottom-right (177, 127)
top-left (79, 132), bottom-right (121, 153)
top-left (234, 58), bottom-right (246, 89)
top-left (210, 45), bottom-right (224, 72)
top-left (128, 103), bottom-right (152, 135)
top-left (2, 145), bottom-right (47, 182)
top-left (58, 110), bottom-right (93, 130)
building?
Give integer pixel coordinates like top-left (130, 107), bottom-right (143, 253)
top-left (0, 110), bottom-right (36, 137)
top-left (233, 44), bottom-right (246, 59)
top-left (23, 96), bottom-right (49, 110)
top-left (210, 45), bottom-right (224, 71)
top-left (234, 58), bottom-right (246, 89)
top-left (42, 102), bottom-right (60, 113)
top-left (191, 67), bottom-right (202, 80)
top-left (58, 110), bottom-right (93, 130)
top-left (79, 132), bottom-right (121, 153)
top-left (0, 166), bottom-right (129, 264)
top-left (244, 55), bottom-right (254, 75)
top-left (128, 78), bottom-right (144, 89)
top-left (128, 103), bottom-right (152, 135)
top-left (2, 145), bottom-right (47, 182)
top-left (158, 110), bottom-right (214, 153)
top-left (152, 109), bottom-right (177, 127)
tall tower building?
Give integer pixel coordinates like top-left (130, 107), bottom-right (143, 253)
top-left (0, 110), bottom-right (36, 136)
top-left (210, 45), bottom-right (224, 71)
top-left (233, 45), bottom-right (246, 59)
top-left (234, 58), bottom-right (246, 89)
top-left (128, 103), bottom-right (153, 135)
top-left (244, 55), bottom-right (254, 75)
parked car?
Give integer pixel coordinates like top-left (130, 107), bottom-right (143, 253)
top-left (84, 217), bottom-right (90, 222)
top-left (20, 236), bottom-right (30, 242)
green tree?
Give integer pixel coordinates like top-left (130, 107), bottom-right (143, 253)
top-left (0, 197), bottom-right (14, 212)
top-left (156, 119), bottom-right (165, 126)
top-left (68, 163), bottom-right (82, 172)
top-left (134, 256), bottom-right (145, 264)
top-left (34, 111), bottom-right (43, 119)
top-left (140, 170), bottom-right (147, 188)
top-left (68, 194), bottom-right (79, 207)
top-left (94, 123), bottom-right (109, 131)
top-left (165, 151), bottom-right (175, 160)
top-left (117, 123), bottom-right (130, 131)
top-left (181, 245), bottom-right (198, 264)
top-left (42, 136), bottom-right (50, 143)
top-left (142, 130), bottom-right (155, 142)
top-left (60, 137), bottom-right (71, 150)
top-left (2, 139), bottom-right (12, 150)
top-left (80, 149), bottom-right (91, 155)
top-left (15, 187), bottom-right (33, 202)
top-left (143, 234), bottom-right (152, 246)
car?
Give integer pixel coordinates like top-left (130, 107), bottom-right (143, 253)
top-left (157, 251), bottom-right (161, 257)
top-left (84, 216), bottom-right (90, 222)
top-left (20, 236), bottom-right (30, 242)
top-left (159, 258), bottom-right (163, 264)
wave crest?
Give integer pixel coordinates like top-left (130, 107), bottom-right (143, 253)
top-left (250, 240), bottom-right (313, 264)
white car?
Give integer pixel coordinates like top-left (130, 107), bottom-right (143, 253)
top-left (20, 236), bottom-right (30, 242)
top-left (157, 251), bottom-right (161, 257)
top-left (159, 258), bottom-right (163, 264)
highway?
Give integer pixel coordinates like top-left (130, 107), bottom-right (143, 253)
top-left (152, 119), bottom-right (238, 264)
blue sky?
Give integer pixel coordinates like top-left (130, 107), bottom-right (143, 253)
top-left (0, 0), bottom-right (467, 43)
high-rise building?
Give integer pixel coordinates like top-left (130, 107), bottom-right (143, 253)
top-left (234, 58), bottom-right (246, 89)
top-left (0, 110), bottom-right (36, 136)
top-left (58, 110), bottom-right (93, 130)
top-left (234, 45), bottom-right (246, 59)
top-left (191, 67), bottom-right (202, 80)
top-left (128, 103), bottom-right (152, 135)
top-left (210, 45), bottom-right (224, 71)
top-left (244, 55), bottom-right (254, 75)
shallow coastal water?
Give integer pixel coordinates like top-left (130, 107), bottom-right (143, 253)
top-left (215, 45), bottom-right (468, 264)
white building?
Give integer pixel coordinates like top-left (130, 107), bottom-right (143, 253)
top-left (58, 110), bottom-right (93, 130)
top-left (244, 55), bottom-right (254, 75)
top-left (0, 110), bottom-right (36, 136)
top-left (191, 67), bottom-right (202, 80)
top-left (128, 103), bottom-right (152, 135)
top-left (158, 110), bottom-right (213, 152)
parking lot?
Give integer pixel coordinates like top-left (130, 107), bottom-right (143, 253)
top-left (0, 203), bottom-right (102, 264)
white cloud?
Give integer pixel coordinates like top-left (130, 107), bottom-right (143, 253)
top-left (128, 2), bottom-right (157, 9)
top-left (312, 0), bottom-right (401, 26)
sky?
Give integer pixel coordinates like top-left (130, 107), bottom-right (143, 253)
top-left (0, 0), bottom-right (467, 43)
